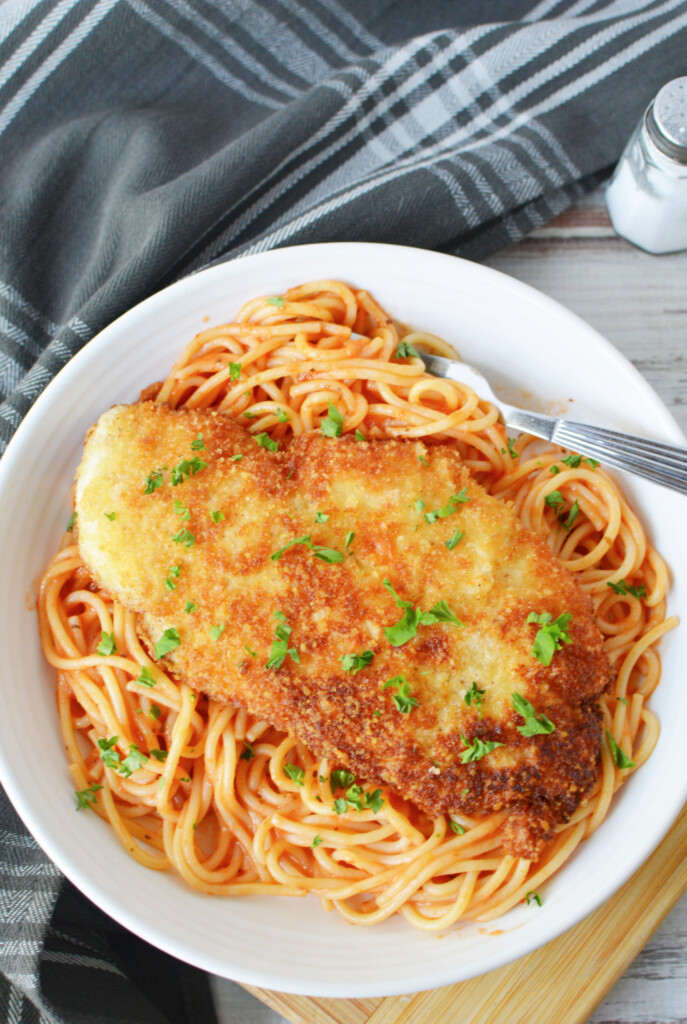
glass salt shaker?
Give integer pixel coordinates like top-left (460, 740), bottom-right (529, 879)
top-left (606, 77), bottom-right (687, 254)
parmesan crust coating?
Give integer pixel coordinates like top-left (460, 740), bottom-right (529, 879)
top-left (75, 402), bottom-right (612, 859)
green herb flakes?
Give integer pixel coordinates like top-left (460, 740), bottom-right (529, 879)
top-left (104, 511), bottom-right (116, 521)
top-left (395, 339), bottom-right (420, 359)
top-left (340, 650), bottom-right (374, 674)
top-left (265, 611), bottom-right (300, 670)
top-left (210, 510), bottom-right (225, 523)
top-left (171, 527), bottom-right (195, 548)
top-left (460, 736), bottom-right (504, 764)
top-left (606, 730), bottom-right (635, 769)
top-left (311, 835), bottom-right (323, 848)
top-left (135, 666), bottom-right (156, 688)
top-left (446, 527), bottom-right (465, 550)
top-left (75, 783), bottom-right (102, 810)
top-left (184, 601), bottom-right (199, 615)
top-left (355, 429), bottom-right (366, 441)
top-left (511, 692), bottom-right (555, 736)
top-left (527, 611), bottom-right (572, 667)
top-left (525, 891), bottom-right (542, 907)
top-left (266, 296), bottom-right (285, 308)
top-left (96, 632), bottom-right (116, 656)
top-left (254, 432), bottom-right (279, 452)
top-left (607, 579), bottom-right (647, 599)
top-left (284, 763), bottom-right (305, 787)
top-left (424, 488), bottom-right (469, 523)
top-left (143, 469), bottom-right (164, 494)
top-left (209, 624), bottom-right (226, 641)
top-left (321, 402), bottom-right (344, 438)
top-left (383, 675), bottom-right (418, 714)
top-left (190, 433), bottom-right (205, 450)
top-left (174, 499), bottom-right (190, 520)
top-left (171, 456), bottom-right (207, 485)
top-left (239, 743), bottom-right (254, 762)
top-left (449, 820), bottom-right (466, 835)
top-left (464, 681), bottom-right (486, 716)
top-left (154, 628), bottom-right (180, 658)
top-left (66, 511), bottom-right (77, 532)
top-left (228, 363), bottom-right (242, 382)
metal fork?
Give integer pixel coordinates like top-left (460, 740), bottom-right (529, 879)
top-left (420, 353), bottom-right (687, 496)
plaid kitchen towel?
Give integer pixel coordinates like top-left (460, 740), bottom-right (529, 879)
top-left (1, 1), bottom-right (686, 1020)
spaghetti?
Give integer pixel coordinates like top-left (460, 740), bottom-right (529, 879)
top-left (38, 280), bottom-right (676, 928)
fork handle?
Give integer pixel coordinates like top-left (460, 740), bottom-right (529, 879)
top-left (506, 410), bottom-right (687, 496)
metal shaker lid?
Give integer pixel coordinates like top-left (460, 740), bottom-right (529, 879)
top-left (646, 77), bottom-right (687, 164)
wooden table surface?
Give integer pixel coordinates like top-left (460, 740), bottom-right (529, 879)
top-left (211, 189), bottom-right (687, 1024)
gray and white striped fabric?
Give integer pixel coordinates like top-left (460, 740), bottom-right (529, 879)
top-left (1, 1), bottom-right (686, 1020)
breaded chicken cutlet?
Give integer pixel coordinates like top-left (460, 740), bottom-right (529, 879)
top-left (75, 402), bottom-right (611, 859)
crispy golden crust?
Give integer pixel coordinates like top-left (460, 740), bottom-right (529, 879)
top-left (75, 402), bottom-right (611, 859)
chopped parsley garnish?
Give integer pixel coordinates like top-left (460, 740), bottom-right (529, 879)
top-left (418, 454), bottom-right (429, 467)
top-left (312, 545), bottom-right (344, 564)
top-left (283, 763), bottom-right (305, 787)
top-left (617, 696), bottom-right (629, 706)
top-left (66, 511), bottom-right (77, 532)
top-left (562, 499), bottom-right (580, 531)
top-left (511, 692), bottom-right (555, 736)
top-left (333, 784), bottom-right (383, 813)
top-left (525, 891), bottom-right (542, 907)
top-left (395, 339), bottom-right (420, 359)
top-left (321, 402), bottom-right (343, 438)
top-left (270, 533), bottom-right (343, 564)
top-left (254, 432), bottom-right (279, 452)
top-left (97, 736), bottom-right (121, 770)
top-left (445, 527), bottom-right (465, 550)
top-left (209, 624), bottom-right (226, 641)
top-left (164, 577), bottom-right (176, 591)
top-left (544, 490), bottom-right (564, 511)
top-left (449, 820), bottom-right (466, 835)
top-left (135, 666), bottom-right (156, 688)
top-left (266, 296), bottom-right (285, 308)
top-left (171, 456), bottom-right (207, 485)
top-left (585, 457), bottom-right (600, 469)
top-left (243, 410), bottom-right (256, 419)
top-left (355, 429), bottom-right (366, 441)
top-left (104, 511), bottom-right (116, 521)
top-left (228, 362), bottom-right (242, 382)
top-left (364, 789), bottom-right (384, 813)
top-left (119, 745), bottom-right (148, 778)
top-left (345, 531), bottom-right (355, 554)
top-left (210, 510), bottom-right (225, 523)
top-left (230, 454), bottom-right (244, 462)
top-left (96, 632), bottom-right (116, 656)
top-left (174, 499), bottom-right (190, 520)
top-left (74, 783), bottom-right (102, 810)
top-left (315, 511), bottom-right (329, 524)
top-left (276, 409), bottom-right (290, 423)
top-left (154, 628), bottom-right (180, 658)
top-left (244, 644), bottom-right (257, 658)
top-left (550, 464), bottom-right (561, 475)
top-left (171, 528), bottom-right (195, 548)
top-left (265, 611), bottom-right (300, 670)
top-left (190, 433), bottom-right (205, 450)
top-left (144, 469), bottom-right (164, 494)
top-left (527, 611), bottom-right (572, 667)
top-left (270, 533), bottom-right (312, 561)
top-left (424, 488), bottom-right (469, 523)
top-left (330, 769), bottom-right (356, 790)
top-left (606, 730), bottom-right (635, 769)
top-left (151, 749), bottom-right (167, 763)
top-left (507, 437), bottom-right (518, 459)
top-left (460, 736), bottom-right (504, 763)
top-left (414, 498), bottom-right (425, 514)
top-left (464, 681), bottom-right (485, 716)
top-left (239, 743), bottom-right (254, 762)
top-left (383, 675), bottom-right (418, 714)
top-left (340, 650), bottom-right (374, 674)
top-left (607, 579), bottom-right (647, 599)
top-left (149, 704), bottom-right (161, 720)
top-left (168, 565), bottom-right (180, 578)
top-left (382, 579), bottom-right (463, 647)
top-left (311, 835), bottom-right (323, 848)
top-left (561, 454), bottom-right (582, 468)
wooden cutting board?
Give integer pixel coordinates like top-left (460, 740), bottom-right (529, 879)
top-left (242, 804), bottom-right (687, 1024)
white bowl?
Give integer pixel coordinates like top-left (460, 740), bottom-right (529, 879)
top-left (0, 243), bottom-right (685, 998)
